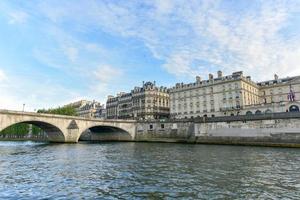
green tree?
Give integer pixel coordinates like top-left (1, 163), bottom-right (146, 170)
top-left (37, 105), bottom-right (77, 116)
top-left (0, 123), bottom-right (43, 136)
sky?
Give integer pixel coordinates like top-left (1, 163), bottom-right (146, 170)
top-left (1, 0), bottom-right (300, 111)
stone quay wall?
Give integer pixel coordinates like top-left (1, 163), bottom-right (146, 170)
top-left (135, 113), bottom-right (300, 147)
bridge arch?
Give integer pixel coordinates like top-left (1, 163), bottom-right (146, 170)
top-left (0, 120), bottom-right (65, 142)
top-left (79, 125), bottom-right (133, 142)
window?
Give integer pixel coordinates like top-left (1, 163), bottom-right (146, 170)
top-left (161, 124), bottom-right (165, 129)
top-left (289, 105), bottom-right (300, 112)
top-left (255, 110), bottom-right (262, 115)
top-left (149, 124), bottom-right (153, 130)
top-left (265, 109), bottom-right (272, 114)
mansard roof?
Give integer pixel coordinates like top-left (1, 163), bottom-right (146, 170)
top-left (257, 75), bottom-right (300, 87)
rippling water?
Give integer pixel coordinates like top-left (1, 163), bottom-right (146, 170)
top-left (0, 141), bottom-right (299, 199)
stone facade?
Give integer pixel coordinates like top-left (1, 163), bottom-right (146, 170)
top-left (170, 71), bottom-right (300, 119)
top-left (106, 96), bottom-right (119, 119)
top-left (118, 92), bottom-right (133, 119)
top-left (132, 82), bottom-right (169, 120)
top-left (66, 100), bottom-right (105, 119)
top-left (240, 75), bottom-right (300, 115)
top-left (106, 82), bottom-right (170, 120)
top-left (169, 71), bottom-right (259, 118)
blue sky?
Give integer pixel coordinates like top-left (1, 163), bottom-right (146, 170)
top-left (1, 0), bottom-right (300, 111)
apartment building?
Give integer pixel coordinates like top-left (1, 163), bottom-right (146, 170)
top-left (132, 81), bottom-right (169, 120)
top-left (106, 95), bottom-right (119, 119)
top-left (170, 71), bottom-right (300, 119)
top-left (169, 71), bottom-right (260, 118)
top-left (118, 92), bottom-right (133, 119)
top-left (106, 81), bottom-right (170, 120)
top-left (242, 74), bottom-right (300, 115)
top-left (66, 100), bottom-right (105, 118)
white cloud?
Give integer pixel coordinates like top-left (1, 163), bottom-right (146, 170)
top-left (154, 0), bottom-right (174, 15)
top-left (43, 0), bottom-right (299, 81)
top-left (0, 76), bottom-right (81, 111)
top-left (0, 69), bottom-right (7, 82)
top-left (93, 65), bottom-right (123, 83)
top-left (63, 46), bottom-right (78, 63)
top-left (4, 1), bottom-right (300, 82)
top-left (8, 10), bottom-right (28, 24)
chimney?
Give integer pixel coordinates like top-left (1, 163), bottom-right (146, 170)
top-left (217, 70), bottom-right (222, 78)
top-left (274, 74), bottom-right (278, 80)
top-left (209, 73), bottom-right (213, 80)
top-left (196, 76), bottom-right (201, 83)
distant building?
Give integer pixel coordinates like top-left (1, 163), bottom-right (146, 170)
top-left (65, 100), bottom-right (105, 118)
top-left (132, 82), bottom-right (169, 120)
top-left (243, 74), bottom-right (300, 115)
top-left (169, 71), bottom-right (260, 118)
top-left (118, 92), bottom-right (133, 119)
top-left (94, 106), bottom-right (106, 119)
top-left (106, 81), bottom-right (170, 120)
top-left (106, 95), bottom-right (119, 119)
top-left (169, 71), bottom-right (300, 119)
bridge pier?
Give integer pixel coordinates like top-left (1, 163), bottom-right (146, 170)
top-left (64, 129), bottom-right (80, 143)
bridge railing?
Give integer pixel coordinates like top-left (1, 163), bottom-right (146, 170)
top-left (0, 109), bottom-right (137, 123)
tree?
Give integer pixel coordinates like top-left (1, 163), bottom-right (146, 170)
top-left (37, 105), bottom-right (77, 116)
top-left (0, 123), bottom-right (43, 136)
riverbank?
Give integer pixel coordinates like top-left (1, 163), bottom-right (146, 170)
top-left (134, 115), bottom-right (300, 148)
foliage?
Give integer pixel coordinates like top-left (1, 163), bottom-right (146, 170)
top-left (0, 123), bottom-right (43, 136)
top-left (37, 105), bottom-right (77, 116)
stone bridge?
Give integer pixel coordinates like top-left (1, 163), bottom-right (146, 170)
top-left (0, 110), bottom-right (137, 143)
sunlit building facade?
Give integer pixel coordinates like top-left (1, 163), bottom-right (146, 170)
top-left (66, 100), bottom-right (105, 118)
top-left (169, 71), bottom-right (260, 118)
top-left (242, 74), bottom-right (300, 115)
top-left (106, 82), bottom-right (170, 120)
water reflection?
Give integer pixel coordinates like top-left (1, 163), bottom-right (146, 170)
top-left (0, 142), bottom-right (299, 199)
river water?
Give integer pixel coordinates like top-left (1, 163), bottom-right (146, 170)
top-left (0, 141), bottom-right (299, 199)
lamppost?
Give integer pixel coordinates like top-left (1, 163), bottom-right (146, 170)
top-left (22, 104), bottom-right (25, 112)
